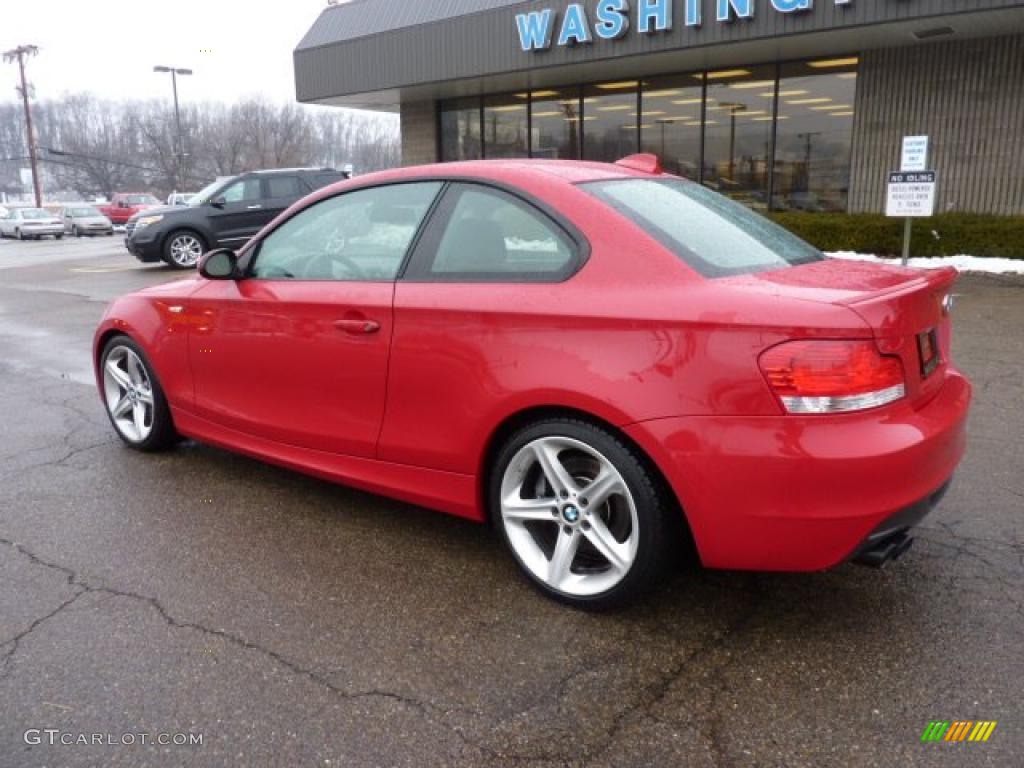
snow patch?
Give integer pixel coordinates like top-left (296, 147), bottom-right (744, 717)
top-left (827, 252), bottom-right (1024, 275)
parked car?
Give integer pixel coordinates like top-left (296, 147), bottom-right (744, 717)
top-left (0, 207), bottom-right (64, 240)
top-left (166, 192), bottom-right (196, 207)
top-left (62, 205), bottom-right (114, 237)
top-left (124, 168), bottom-right (349, 269)
top-left (93, 155), bottom-right (971, 609)
top-left (98, 193), bottom-right (161, 226)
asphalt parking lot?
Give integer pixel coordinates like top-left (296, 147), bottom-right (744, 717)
top-left (1, 235), bottom-right (1021, 768)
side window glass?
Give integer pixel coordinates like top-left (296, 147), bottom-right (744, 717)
top-left (428, 187), bottom-right (575, 279)
top-left (221, 179), bottom-right (262, 204)
top-left (250, 182), bottom-right (442, 281)
top-left (267, 176), bottom-right (304, 199)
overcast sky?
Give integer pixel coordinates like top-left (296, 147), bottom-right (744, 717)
top-left (0, 0), bottom-right (338, 107)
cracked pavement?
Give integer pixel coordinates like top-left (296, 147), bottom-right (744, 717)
top-left (1, 237), bottom-right (1022, 767)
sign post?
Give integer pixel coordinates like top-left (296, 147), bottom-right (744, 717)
top-left (887, 136), bottom-right (935, 266)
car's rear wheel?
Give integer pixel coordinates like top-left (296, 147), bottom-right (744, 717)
top-left (164, 230), bottom-right (205, 270)
top-left (15, 229), bottom-right (23, 240)
top-left (72, 226), bottom-right (80, 238)
top-left (100, 336), bottom-right (178, 452)
top-left (492, 419), bottom-right (673, 610)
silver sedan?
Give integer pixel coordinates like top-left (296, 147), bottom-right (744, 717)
top-left (0, 207), bottom-right (65, 240)
top-left (62, 206), bottom-right (114, 237)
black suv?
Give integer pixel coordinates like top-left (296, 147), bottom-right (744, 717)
top-left (125, 168), bottom-right (349, 269)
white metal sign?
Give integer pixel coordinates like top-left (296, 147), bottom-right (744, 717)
top-left (886, 171), bottom-right (937, 218)
top-left (900, 136), bottom-right (929, 172)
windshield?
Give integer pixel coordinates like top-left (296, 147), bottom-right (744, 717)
top-left (583, 178), bottom-right (823, 278)
top-left (190, 179), bottom-right (234, 206)
top-left (70, 207), bottom-right (101, 217)
top-left (125, 195), bottom-right (159, 205)
top-left (21, 209), bottom-right (50, 220)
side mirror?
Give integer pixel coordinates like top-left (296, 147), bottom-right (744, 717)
top-left (199, 248), bottom-right (238, 280)
top-left (210, 196), bottom-right (226, 209)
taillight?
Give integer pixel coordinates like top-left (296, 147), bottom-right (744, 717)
top-left (759, 340), bottom-right (905, 414)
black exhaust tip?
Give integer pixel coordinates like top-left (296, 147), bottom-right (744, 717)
top-left (854, 531), bottom-right (914, 568)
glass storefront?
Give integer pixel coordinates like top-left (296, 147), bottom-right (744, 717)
top-left (439, 57), bottom-right (858, 211)
top-left (440, 97), bottom-right (482, 161)
top-left (640, 74), bottom-right (704, 180)
top-left (530, 87), bottom-right (582, 160)
top-left (583, 81), bottom-right (639, 162)
top-left (483, 94), bottom-right (528, 159)
top-left (702, 66), bottom-right (776, 210)
top-left (773, 58), bottom-right (859, 212)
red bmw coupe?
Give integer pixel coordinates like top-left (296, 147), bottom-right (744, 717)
top-left (94, 156), bottom-right (971, 609)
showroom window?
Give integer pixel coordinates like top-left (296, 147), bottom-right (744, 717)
top-left (772, 58), bottom-right (858, 212)
top-left (530, 87), bottom-right (582, 160)
top-left (702, 66), bottom-right (777, 211)
top-left (583, 81), bottom-right (639, 162)
top-left (640, 74), bottom-right (704, 180)
top-left (436, 56), bottom-right (858, 211)
top-left (440, 98), bottom-right (482, 161)
top-left (483, 94), bottom-right (528, 158)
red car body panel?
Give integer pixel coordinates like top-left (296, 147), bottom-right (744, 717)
top-left (99, 193), bottom-right (159, 226)
top-left (93, 159), bottom-right (972, 570)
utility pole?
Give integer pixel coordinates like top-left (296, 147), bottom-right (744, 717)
top-left (3, 45), bottom-right (42, 207)
top-left (153, 66), bottom-right (193, 191)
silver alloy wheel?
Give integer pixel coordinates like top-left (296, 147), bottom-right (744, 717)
top-left (102, 346), bottom-right (156, 443)
top-left (168, 233), bottom-right (203, 267)
top-left (500, 436), bottom-right (640, 597)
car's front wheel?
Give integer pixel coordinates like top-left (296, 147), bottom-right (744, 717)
top-left (100, 336), bottom-right (178, 452)
top-left (163, 230), bottom-right (206, 270)
top-left (492, 419), bottom-right (673, 610)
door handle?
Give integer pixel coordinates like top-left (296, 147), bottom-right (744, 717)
top-left (334, 318), bottom-right (381, 335)
top-left (246, 204), bottom-right (263, 210)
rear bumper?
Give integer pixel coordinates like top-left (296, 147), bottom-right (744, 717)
top-left (22, 225), bottom-right (63, 237)
top-left (624, 369), bottom-right (971, 572)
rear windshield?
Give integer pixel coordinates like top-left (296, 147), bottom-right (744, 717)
top-left (21, 209), bottom-right (49, 219)
top-left (582, 178), bottom-right (822, 277)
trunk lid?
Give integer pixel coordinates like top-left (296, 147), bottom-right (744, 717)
top-left (743, 258), bottom-right (958, 406)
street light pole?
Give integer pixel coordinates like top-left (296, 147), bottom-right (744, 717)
top-left (153, 65), bottom-right (192, 189)
top-left (3, 45), bottom-right (42, 207)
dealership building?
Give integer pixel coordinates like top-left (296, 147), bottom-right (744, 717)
top-left (295, 0), bottom-right (1024, 215)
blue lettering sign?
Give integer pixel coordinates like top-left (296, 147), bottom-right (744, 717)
top-left (559, 4), bottom-right (594, 45)
top-left (771, 0), bottom-right (813, 11)
top-left (595, 0), bottom-right (631, 40)
top-left (685, 0), bottom-right (703, 26)
top-left (717, 0), bottom-right (755, 21)
top-left (638, 0), bottom-right (673, 33)
top-left (516, 1), bottom-right (856, 52)
top-left (515, 10), bottom-right (556, 51)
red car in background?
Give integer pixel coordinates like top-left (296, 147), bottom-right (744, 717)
top-left (93, 156), bottom-right (971, 609)
top-left (98, 193), bottom-right (161, 226)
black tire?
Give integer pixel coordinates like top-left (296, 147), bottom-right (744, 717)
top-left (72, 226), bottom-right (80, 238)
top-left (491, 418), bottom-right (674, 610)
top-left (55, 234), bottom-right (64, 240)
top-left (162, 229), bottom-right (206, 270)
top-left (16, 229), bottom-right (23, 241)
top-left (99, 335), bottom-right (179, 452)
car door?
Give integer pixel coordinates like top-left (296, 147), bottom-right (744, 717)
top-left (205, 177), bottom-right (272, 248)
top-left (379, 182), bottom-right (584, 473)
top-left (187, 180), bottom-right (444, 458)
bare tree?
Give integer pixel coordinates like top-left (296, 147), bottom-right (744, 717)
top-left (0, 94), bottom-right (400, 200)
